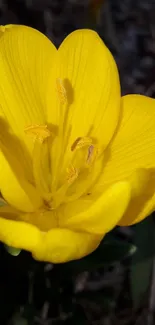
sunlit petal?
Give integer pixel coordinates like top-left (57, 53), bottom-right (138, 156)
top-left (33, 228), bottom-right (102, 263)
top-left (0, 25), bottom-right (57, 153)
top-left (97, 95), bottom-right (155, 186)
top-left (47, 29), bottom-right (120, 180)
top-left (61, 181), bottom-right (131, 234)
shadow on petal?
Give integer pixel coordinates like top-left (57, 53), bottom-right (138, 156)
top-left (0, 117), bottom-right (33, 182)
top-left (119, 168), bottom-right (155, 226)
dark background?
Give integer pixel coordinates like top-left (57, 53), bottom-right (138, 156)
top-left (0, 1), bottom-right (155, 324)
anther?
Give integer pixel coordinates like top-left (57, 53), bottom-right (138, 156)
top-left (56, 78), bottom-right (67, 105)
top-left (66, 165), bottom-right (78, 184)
top-left (86, 145), bottom-right (98, 165)
top-left (24, 124), bottom-right (51, 143)
top-left (71, 137), bottom-right (92, 151)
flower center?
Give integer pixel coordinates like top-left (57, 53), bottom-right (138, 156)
top-left (24, 79), bottom-right (99, 210)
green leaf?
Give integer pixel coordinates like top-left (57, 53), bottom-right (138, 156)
top-left (130, 216), bottom-right (155, 308)
top-left (4, 245), bottom-right (21, 256)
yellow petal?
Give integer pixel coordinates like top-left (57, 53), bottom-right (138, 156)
top-left (58, 29), bottom-right (120, 145)
top-left (0, 24), bottom-right (56, 153)
top-left (0, 204), bottom-right (57, 231)
top-left (33, 229), bottom-right (101, 263)
top-left (0, 158), bottom-right (42, 212)
top-left (60, 181), bottom-right (131, 234)
top-left (0, 25), bottom-right (56, 209)
top-left (47, 29), bottom-right (120, 179)
top-left (0, 124), bottom-right (42, 212)
top-left (19, 210), bottom-right (58, 232)
top-left (0, 215), bottom-right (101, 263)
top-left (98, 95), bottom-right (155, 186)
top-left (119, 168), bottom-right (155, 225)
top-left (0, 204), bottom-right (20, 218)
top-left (0, 217), bottom-right (41, 252)
top-left (94, 95), bottom-right (155, 225)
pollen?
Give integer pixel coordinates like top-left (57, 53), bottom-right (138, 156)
top-left (24, 124), bottom-right (52, 143)
top-left (71, 137), bottom-right (93, 151)
top-left (66, 165), bottom-right (78, 184)
top-left (56, 78), bottom-right (67, 105)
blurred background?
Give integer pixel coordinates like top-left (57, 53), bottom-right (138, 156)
top-left (1, 0), bottom-right (155, 324)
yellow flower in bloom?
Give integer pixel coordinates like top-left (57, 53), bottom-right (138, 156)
top-left (0, 25), bottom-right (155, 263)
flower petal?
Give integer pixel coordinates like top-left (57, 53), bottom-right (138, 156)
top-left (47, 29), bottom-right (120, 176)
top-left (60, 181), bottom-right (131, 234)
top-left (0, 24), bottom-right (56, 179)
top-left (59, 29), bottom-right (120, 145)
top-left (0, 204), bottom-right (20, 217)
top-left (0, 25), bottom-right (56, 208)
top-left (0, 120), bottom-right (42, 212)
top-left (34, 229), bottom-right (101, 263)
top-left (0, 217), bottom-right (41, 252)
top-left (98, 95), bottom-right (155, 186)
top-left (19, 210), bottom-right (58, 232)
top-left (0, 156), bottom-right (42, 212)
top-left (0, 203), bottom-right (57, 231)
top-left (94, 95), bottom-right (155, 225)
top-left (0, 25), bottom-right (57, 153)
top-left (118, 168), bottom-right (155, 225)
top-left (0, 215), bottom-right (101, 263)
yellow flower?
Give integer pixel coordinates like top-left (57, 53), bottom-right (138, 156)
top-left (0, 25), bottom-right (155, 263)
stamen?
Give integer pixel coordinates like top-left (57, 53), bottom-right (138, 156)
top-left (66, 165), bottom-right (79, 184)
top-left (86, 145), bottom-right (99, 166)
top-left (24, 124), bottom-right (51, 143)
top-left (50, 79), bottom-right (67, 191)
top-left (56, 78), bottom-right (67, 105)
top-left (86, 145), bottom-right (94, 164)
top-left (71, 137), bottom-right (93, 151)
top-left (24, 124), bottom-right (52, 201)
top-left (50, 166), bottom-right (78, 209)
top-left (31, 132), bottom-right (51, 201)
